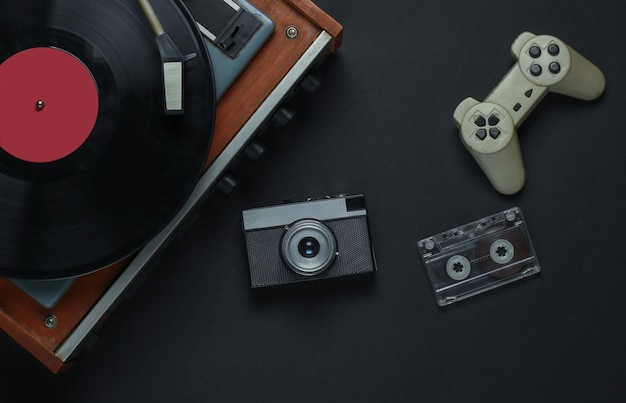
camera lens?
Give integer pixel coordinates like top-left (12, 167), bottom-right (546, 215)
top-left (281, 219), bottom-right (337, 276)
top-left (298, 237), bottom-right (320, 258)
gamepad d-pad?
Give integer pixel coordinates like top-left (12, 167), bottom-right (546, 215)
top-left (454, 32), bottom-right (606, 195)
top-left (458, 101), bottom-right (515, 153)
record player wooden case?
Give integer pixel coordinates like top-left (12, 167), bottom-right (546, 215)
top-left (0, 0), bottom-right (342, 373)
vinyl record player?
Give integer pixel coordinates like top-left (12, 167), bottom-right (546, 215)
top-left (0, 0), bottom-right (342, 372)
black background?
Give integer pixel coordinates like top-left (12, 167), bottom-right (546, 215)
top-left (2, 0), bottom-right (625, 401)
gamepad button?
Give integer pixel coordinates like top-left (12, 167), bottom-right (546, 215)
top-left (549, 62), bottom-right (561, 74)
top-left (489, 128), bottom-right (501, 139)
top-left (488, 115), bottom-right (500, 125)
top-left (476, 128), bottom-right (487, 140)
top-left (475, 116), bottom-right (486, 127)
top-left (529, 46), bottom-right (541, 58)
top-left (548, 43), bottom-right (560, 56)
top-left (530, 64), bottom-right (542, 76)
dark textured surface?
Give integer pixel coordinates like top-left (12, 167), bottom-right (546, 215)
top-left (2, 0), bottom-right (626, 402)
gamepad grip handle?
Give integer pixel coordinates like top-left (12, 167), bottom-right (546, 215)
top-left (469, 131), bottom-right (525, 195)
top-left (549, 45), bottom-right (606, 100)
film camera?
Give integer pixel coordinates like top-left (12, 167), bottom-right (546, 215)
top-left (242, 194), bottom-right (377, 288)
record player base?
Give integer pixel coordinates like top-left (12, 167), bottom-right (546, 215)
top-left (0, 0), bottom-right (342, 373)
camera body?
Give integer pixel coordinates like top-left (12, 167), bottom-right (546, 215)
top-left (242, 194), bottom-right (377, 288)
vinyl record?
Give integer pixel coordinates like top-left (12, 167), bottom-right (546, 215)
top-left (0, 0), bottom-right (215, 278)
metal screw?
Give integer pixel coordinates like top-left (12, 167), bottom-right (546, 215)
top-left (44, 314), bottom-right (57, 329)
top-left (36, 100), bottom-right (45, 111)
top-left (285, 26), bottom-right (299, 39)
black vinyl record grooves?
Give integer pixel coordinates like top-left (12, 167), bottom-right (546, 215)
top-left (0, 0), bottom-right (215, 279)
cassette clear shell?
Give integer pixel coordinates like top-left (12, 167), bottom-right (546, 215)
top-left (417, 207), bottom-right (540, 306)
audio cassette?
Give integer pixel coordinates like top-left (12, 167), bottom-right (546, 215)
top-left (417, 207), bottom-right (540, 306)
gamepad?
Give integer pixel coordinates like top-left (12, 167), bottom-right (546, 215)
top-left (453, 32), bottom-right (606, 194)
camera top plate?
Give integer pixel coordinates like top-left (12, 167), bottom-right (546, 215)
top-left (243, 194), bottom-right (367, 230)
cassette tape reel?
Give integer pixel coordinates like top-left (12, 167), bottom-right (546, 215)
top-left (417, 207), bottom-right (541, 306)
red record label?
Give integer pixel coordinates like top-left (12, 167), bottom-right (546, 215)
top-left (0, 47), bottom-right (99, 163)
